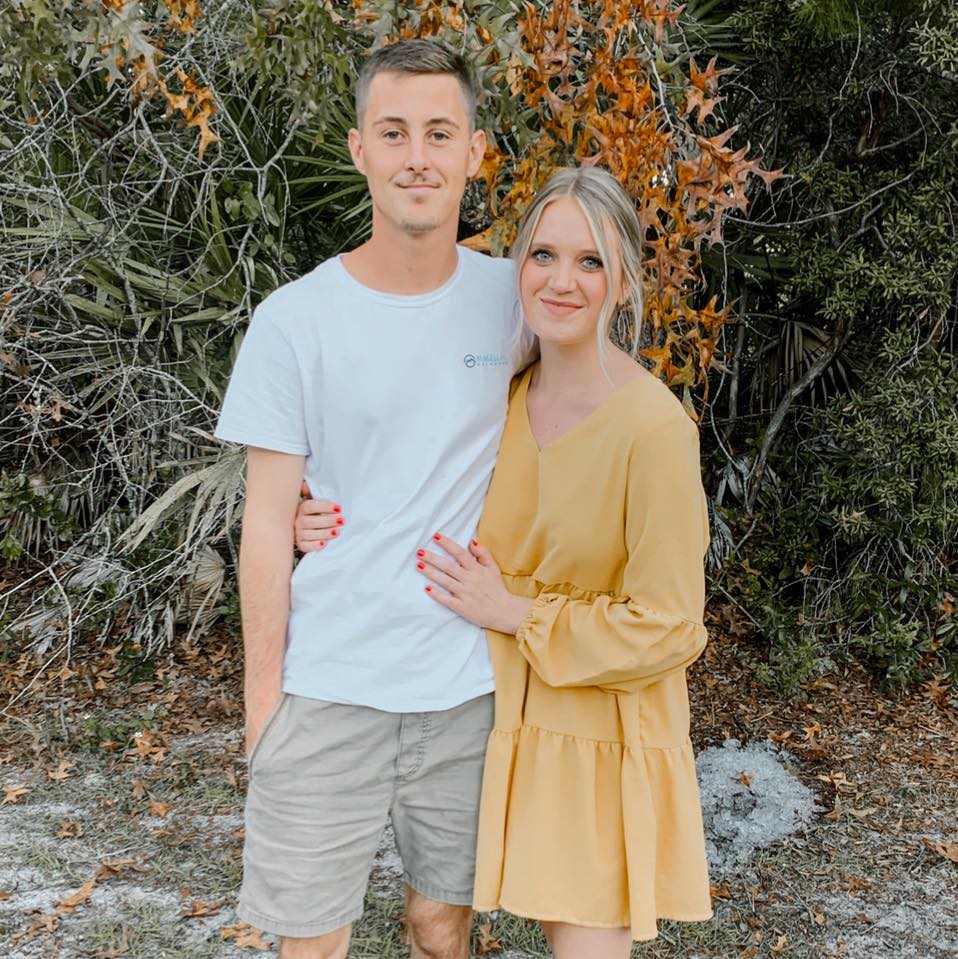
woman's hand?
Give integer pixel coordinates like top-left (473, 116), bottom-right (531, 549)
top-left (294, 481), bottom-right (345, 553)
top-left (416, 533), bottom-right (534, 634)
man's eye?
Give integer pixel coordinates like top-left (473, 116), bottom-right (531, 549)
top-left (431, 131), bottom-right (450, 141)
top-left (383, 130), bottom-right (402, 140)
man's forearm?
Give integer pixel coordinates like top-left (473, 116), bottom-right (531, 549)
top-left (239, 520), bottom-right (295, 722)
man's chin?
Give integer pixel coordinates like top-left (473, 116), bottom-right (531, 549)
top-left (399, 217), bottom-right (440, 235)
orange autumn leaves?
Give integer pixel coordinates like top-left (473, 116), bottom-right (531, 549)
top-left (368, 0), bottom-right (781, 410)
top-left (98, 0), bottom-right (219, 158)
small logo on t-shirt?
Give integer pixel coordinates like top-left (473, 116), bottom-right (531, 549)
top-left (464, 352), bottom-right (508, 369)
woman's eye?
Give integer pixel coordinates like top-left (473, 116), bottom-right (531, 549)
top-left (530, 249), bottom-right (552, 263)
top-left (582, 256), bottom-right (603, 270)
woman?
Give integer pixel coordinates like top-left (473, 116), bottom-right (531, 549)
top-left (301, 167), bottom-right (713, 954)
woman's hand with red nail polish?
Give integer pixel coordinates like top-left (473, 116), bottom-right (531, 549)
top-left (415, 533), bottom-right (533, 634)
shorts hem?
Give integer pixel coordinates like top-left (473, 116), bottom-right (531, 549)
top-left (236, 900), bottom-right (363, 938)
top-left (404, 872), bottom-right (474, 908)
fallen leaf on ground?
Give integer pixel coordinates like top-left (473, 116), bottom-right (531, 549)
top-left (770, 933), bottom-right (789, 953)
top-left (11, 911), bottom-right (58, 942)
top-left (476, 920), bottom-right (503, 954)
top-left (181, 898), bottom-right (224, 918)
top-left (0, 888), bottom-right (10, 900)
top-left (148, 800), bottom-right (172, 817)
top-left (924, 838), bottom-right (958, 863)
top-left (221, 921), bottom-right (272, 951)
top-left (710, 884), bottom-right (733, 900)
top-left (47, 759), bottom-right (75, 782)
top-left (736, 771), bottom-right (753, 787)
top-left (56, 877), bottom-right (97, 912)
top-left (2, 783), bottom-right (28, 804)
top-left (131, 778), bottom-right (147, 800)
top-left (56, 819), bottom-right (83, 839)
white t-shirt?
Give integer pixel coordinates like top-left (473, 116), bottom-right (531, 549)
top-left (216, 246), bottom-right (526, 711)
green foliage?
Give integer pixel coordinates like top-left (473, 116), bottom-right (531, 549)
top-left (741, 329), bottom-right (958, 687)
top-left (697, 0), bottom-right (958, 689)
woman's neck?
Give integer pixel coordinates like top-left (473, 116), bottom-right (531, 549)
top-left (534, 338), bottom-right (613, 399)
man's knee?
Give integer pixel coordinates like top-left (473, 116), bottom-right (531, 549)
top-left (405, 891), bottom-right (472, 959)
top-left (278, 924), bottom-right (351, 959)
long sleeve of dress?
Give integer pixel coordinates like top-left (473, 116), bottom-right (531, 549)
top-left (515, 414), bottom-right (709, 693)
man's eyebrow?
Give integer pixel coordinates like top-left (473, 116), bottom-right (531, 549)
top-left (371, 116), bottom-right (460, 129)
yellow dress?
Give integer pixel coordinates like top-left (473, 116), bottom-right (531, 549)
top-left (472, 364), bottom-right (713, 941)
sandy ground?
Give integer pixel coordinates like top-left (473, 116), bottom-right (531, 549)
top-left (1, 634), bottom-right (956, 957)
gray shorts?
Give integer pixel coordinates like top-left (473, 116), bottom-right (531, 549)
top-left (237, 691), bottom-right (494, 938)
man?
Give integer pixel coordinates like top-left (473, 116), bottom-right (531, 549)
top-left (216, 40), bottom-right (528, 959)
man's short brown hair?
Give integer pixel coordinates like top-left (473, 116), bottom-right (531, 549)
top-left (355, 39), bottom-right (478, 131)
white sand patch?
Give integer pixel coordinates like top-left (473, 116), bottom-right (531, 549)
top-left (696, 738), bottom-right (821, 876)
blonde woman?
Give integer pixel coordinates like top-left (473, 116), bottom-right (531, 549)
top-left (297, 167), bottom-right (712, 955)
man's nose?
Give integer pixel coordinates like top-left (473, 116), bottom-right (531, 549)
top-left (404, 137), bottom-right (430, 173)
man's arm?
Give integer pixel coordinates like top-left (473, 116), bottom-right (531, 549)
top-left (239, 446), bottom-right (305, 756)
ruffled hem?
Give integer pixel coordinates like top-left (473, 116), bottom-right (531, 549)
top-left (474, 724), bottom-right (713, 941)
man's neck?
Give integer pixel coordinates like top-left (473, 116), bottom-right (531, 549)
top-left (341, 219), bottom-right (460, 296)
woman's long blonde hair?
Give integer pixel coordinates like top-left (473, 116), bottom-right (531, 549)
top-left (509, 167), bottom-right (645, 378)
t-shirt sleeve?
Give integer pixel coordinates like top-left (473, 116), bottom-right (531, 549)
top-left (214, 302), bottom-right (311, 455)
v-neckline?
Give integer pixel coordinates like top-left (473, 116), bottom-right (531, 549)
top-left (520, 364), bottom-right (651, 455)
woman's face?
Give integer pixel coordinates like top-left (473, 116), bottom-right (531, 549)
top-left (519, 196), bottom-right (617, 348)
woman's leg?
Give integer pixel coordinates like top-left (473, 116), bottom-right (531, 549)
top-left (541, 921), bottom-right (632, 959)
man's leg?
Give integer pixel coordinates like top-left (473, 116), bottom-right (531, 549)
top-left (390, 694), bottom-right (495, 959)
top-left (405, 887), bottom-right (472, 959)
top-left (279, 925), bottom-right (351, 959)
top-left (239, 696), bottom-right (397, 943)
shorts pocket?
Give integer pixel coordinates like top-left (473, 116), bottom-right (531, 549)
top-left (247, 693), bottom-right (288, 774)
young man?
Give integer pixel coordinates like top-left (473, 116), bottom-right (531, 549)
top-left (215, 40), bottom-right (527, 959)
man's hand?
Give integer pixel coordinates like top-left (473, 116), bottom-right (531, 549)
top-left (294, 481), bottom-right (345, 553)
top-left (245, 689), bottom-right (282, 758)
top-left (415, 533), bottom-right (534, 634)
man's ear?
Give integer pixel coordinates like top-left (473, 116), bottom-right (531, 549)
top-left (348, 127), bottom-right (365, 174)
top-left (466, 128), bottom-right (487, 179)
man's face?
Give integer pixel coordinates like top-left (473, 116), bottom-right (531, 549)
top-left (349, 72), bottom-right (486, 236)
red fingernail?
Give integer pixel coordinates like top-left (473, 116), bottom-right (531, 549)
top-left (425, 586), bottom-right (432, 593)
top-left (330, 529), bottom-right (338, 537)
top-left (416, 549), bottom-right (425, 558)
top-left (433, 533), bottom-right (441, 541)
top-left (333, 505), bottom-right (341, 513)
top-left (336, 518), bottom-right (344, 525)
top-left (319, 540), bottom-right (326, 547)
top-left (416, 562), bottom-right (425, 570)
top-left (471, 539), bottom-right (478, 547)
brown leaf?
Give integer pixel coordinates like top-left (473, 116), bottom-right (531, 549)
top-left (2, 783), bottom-right (28, 804)
top-left (770, 933), bottom-right (789, 953)
top-left (710, 884), bottom-right (733, 900)
top-left (181, 898), bottom-right (224, 918)
top-left (56, 878), bottom-right (97, 913)
top-left (56, 819), bottom-right (83, 839)
top-left (0, 888), bottom-right (10, 901)
top-left (476, 920), bottom-right (503, 954)
top-left (148, 800), bottom-right (172, 817)
top-left (221, 921), bottom-right (272, 950)
top-left (925, 839), bottom-right (958, 863)
top-left (131, 778), bottom-right (147, 800)
top-left (47, 759), bottom-right (76, 783)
